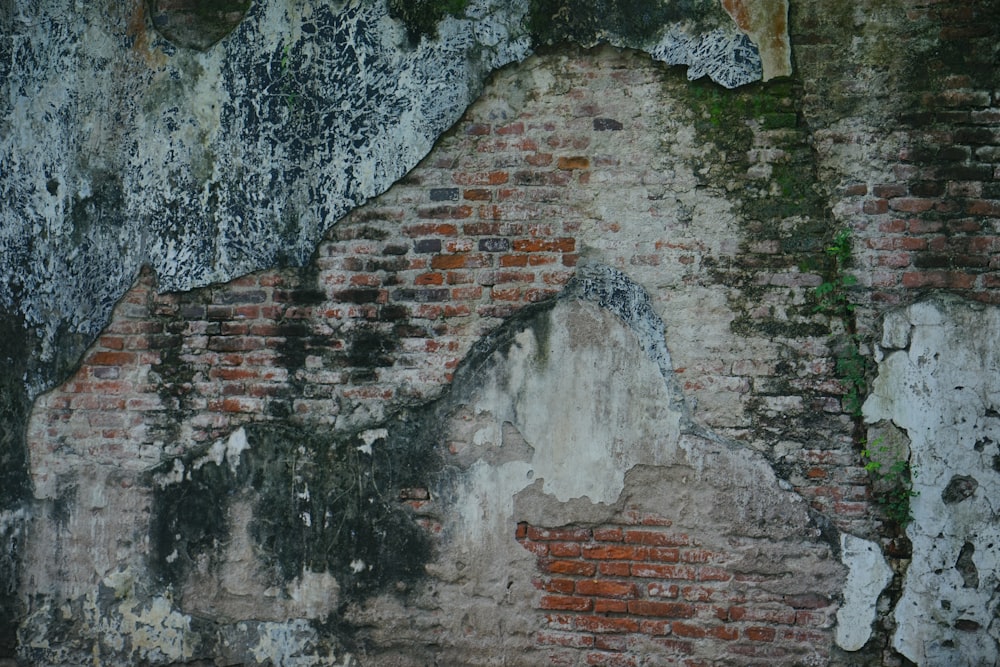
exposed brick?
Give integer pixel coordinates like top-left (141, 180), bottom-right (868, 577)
top-left (628, 601), bottom-right (695, 618)
top-left (557, 156), bottom-right (590, 170)
top-left (537, 630), bottom-right (594, 648)
top-left (624, 530), bottom-right (690, 546)
top-left (575, 616), bottom-right (640, 634)
top-left (593, 527), bottom-right (624, 542)
top-left (575, 580), bottom-right (640, 599)
top-left (582, 545), bottom-right (649, 561)
top-left (527, 526), bottom-right (592, 542)
top-left (745, 626), bottom-right (777, 642)
top-left (542, 560), bottom-right (599, 577)
top-left (540, 595), bottom-right (594, 612)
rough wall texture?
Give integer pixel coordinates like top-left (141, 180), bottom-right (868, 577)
top-left (2, 0), bottom-right (1000, 664)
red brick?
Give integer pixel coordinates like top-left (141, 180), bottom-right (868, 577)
top-left (708, 625), bottom-right (739, 641)
top-left (628, 601), bottom-right (695, 618)
top-left (402, 223), bottom-right (458, 237)
top-left (495, 122), bottom-right (524, 135)
top-left (537, 631), bottom-right (594, 648)
top-left (901, 271), bottom-right (975, 289)
top-left (593, 599), bottom-right (628, 613)
top-left (745, 626), bottom-right (776, 642)
top-left (582, 545), bottom-right (648, 561)
top-left (541, 595), bottom-right (593, 612)
top-left (679, 549), bottom-right (715, 564)
top-left (537, 578), bottom-right (576, 594)
top-left (452, 171), bottom-right (509, 186)
top-left (527, 526), bottom-right (592, 542)
top-left (647, 582), bottom-right (679, 598)
top-left (862, 199), bottom-right (889, 214)
top-left (681, 586), bottom-right (715, 602)
top-left (500, 254), bottom-right (529, 267)
top-left (549, 542), bottom-right (582, 558)
top-left (698, 567), bottom-right (731, 582)
top-left (512, 238), bottom-right (576, 253)
top-left (575, 580), bottom-right (639, 599)
top-left (592, 635), bottom-right (627, 652)
top-left (872, 184), bottom-right (907, 198)
top-left (888, 197), bottom-right (936, 213)
top-left (593, 527), bottom-right (624, 542)
top-left (415, 272), bottom-right (444, 285)
top-left (638, 619), bottom-right (672, 636)
top-left (542, 560), bottom-right (598, 577)
top-left (671, 622), bottom-right (706, 638)
top-left (631, 563), bottom-right (696, 579)
top-left (463, 188), bottom-right (492, 201)
top-left (728, 605), bottom-right (797, 624)
top-left (647, 547), bottom-right (680, 562)
top-left (598, 562), bottom-right (631, 576)
top-left (521, 541), bottom-right (549, 557)
top-left (525, 153), bottom-right (554, 166)
top-left (557, 156), bottom-right (590, 170)
top-left (575, 616), bottom-right (640, 634)
top-left (968, 199), bottom-right (1000, 216)
top-left (87, 351), bottom-right (137, 366)
top-left (624, 530), bottom-right (690, 546)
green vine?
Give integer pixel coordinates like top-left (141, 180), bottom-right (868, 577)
top-left (862, 437), bottom-right (918, 527)
top-left (814, 231), bottom-right (918, 528)
top-left (813, 229), bottom-right (866, 416)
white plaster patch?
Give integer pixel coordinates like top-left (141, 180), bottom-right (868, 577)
top-left (836, 533), bottom-right (892, 651)
top-left (865, 296), bottom-right (1000, 665)
top-left (357, 427), bottom-right (388, 455)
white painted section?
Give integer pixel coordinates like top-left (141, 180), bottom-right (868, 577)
top-left (836, 533), bottom-right (892, 651)
top-left (865, 296), bottom-right (1000, 665)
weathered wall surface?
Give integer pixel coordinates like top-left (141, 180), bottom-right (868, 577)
top-left (865, 296), bottom-right (1000, 666)
top-left (1, 0), bottom-right (999, 664)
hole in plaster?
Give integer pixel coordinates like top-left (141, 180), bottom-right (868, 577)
top-left (941, 475), bottom-right (979, 504)
top-left (955, 541), bottom-right (979, 589)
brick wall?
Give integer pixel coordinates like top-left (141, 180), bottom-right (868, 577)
top-left (23, 3), bottom-right (1000, 662)
top-left (516, 518), bottom-right (834, 666)
top-left (26, 47), bottom-right (862, 662)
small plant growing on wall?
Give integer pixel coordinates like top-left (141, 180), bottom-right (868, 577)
top-left (813, 229), bottom-right (866, 416)
top-left (862, 437), bottom-right (918, 528)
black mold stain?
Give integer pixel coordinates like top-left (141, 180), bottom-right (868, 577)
top-left (149, 417), bottom-right (438, 600)
top-left (529, 0), bottom-right (724, 46)
top-left (388, 0), bottom-right (471, 43)
top-left (0, 306), bottom-right (30, 658)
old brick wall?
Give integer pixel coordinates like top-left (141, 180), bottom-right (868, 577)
top-left (12, 0), bottom-right (1000, 665)
top-left (19, 49), bottom-right (852, 664)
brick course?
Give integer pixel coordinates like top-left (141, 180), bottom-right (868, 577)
top-left (517, 519), bottom-right (835, 666)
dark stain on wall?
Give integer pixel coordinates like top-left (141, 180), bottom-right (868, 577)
top-left (149, 417), bottom-right (439, 601)
top-left (0, 306), bottom-right (30, 658)
top-left (529, 0), bottom-right (725, 45)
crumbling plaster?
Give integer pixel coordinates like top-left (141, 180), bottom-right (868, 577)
top-left (866, 296), bottom-right (1000, 666)
top-left (0, 0), bottom-right (775, 390)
